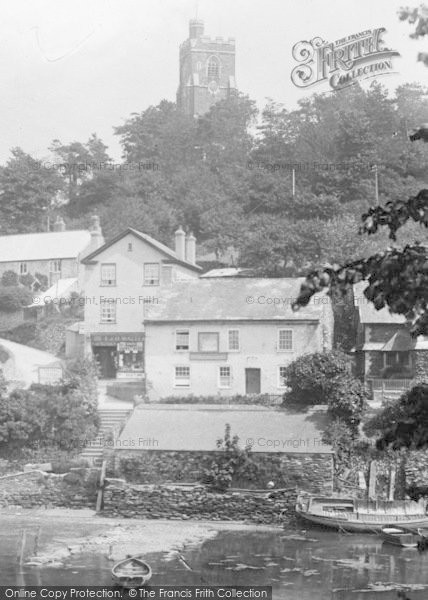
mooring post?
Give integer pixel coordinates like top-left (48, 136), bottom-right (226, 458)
top-left (34, 526), bottom-right (41, 556)
top-left (96, 460), bottom-right (107, 513)
top-left (17, 530), bottom-right (27, 564)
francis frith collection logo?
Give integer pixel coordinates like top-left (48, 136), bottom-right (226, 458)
top-left (291, 28), bottom-right (400, 90)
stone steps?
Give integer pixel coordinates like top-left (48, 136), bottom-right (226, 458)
top-left (80, 408), bottom-right (132, 466)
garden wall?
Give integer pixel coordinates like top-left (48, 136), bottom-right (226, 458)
top-left (107, 450), bottom-right (334, 494)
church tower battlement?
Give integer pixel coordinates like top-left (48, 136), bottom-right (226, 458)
top-left (177, 19), bottom-right (236, 117)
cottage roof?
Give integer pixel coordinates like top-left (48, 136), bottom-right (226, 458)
top-left (145, 278), bottom-right (328, 322)
top-left (0, 230), bottom-right (91, 263)
top-left (116, 404), bottom-right (333, 454)
top-left (81, 227), bottom-right (201, 272)
top-left (353, 281), bottom-right (405, 324)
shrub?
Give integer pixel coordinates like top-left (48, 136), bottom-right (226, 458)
top-left (19, 273), bottom-right (35, 288)
top-left (1, 271), bottom-right (19, 286)
top-left (0, 285), bottom-right (32, 311)
top-left (201, 424), bottom-right (253, 492)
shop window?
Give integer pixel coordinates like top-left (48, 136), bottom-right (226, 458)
top-left (174, 366), bottom-right (190, 387)
top-left (101, 263), bottom-right (116, 286)
top-left (117, 341), bottom-right (144, 374)
top-left (219, 366), bottom-right (231, 388)
top-left (176, 330), bottom-right (189, 351)
top-left (198, 332), bottom-right (219, 352)
top-left (144, 263), bottom-right (160, 286)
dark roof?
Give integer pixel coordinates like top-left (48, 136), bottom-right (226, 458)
top-left (81, 228), bottom-right (201, 272)
top-left (145, 278), bottom-right (328, 322)
top-left (116, 404), bottom-right (333, 454)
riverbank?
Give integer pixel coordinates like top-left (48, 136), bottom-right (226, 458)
top-left (0, 507), bottom-right (282, 568)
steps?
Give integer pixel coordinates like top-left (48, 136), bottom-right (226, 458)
top-left (80, 408), bottom-right (132, 466)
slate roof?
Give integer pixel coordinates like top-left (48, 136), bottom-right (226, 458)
top-left (145, 278), bottom-right (327, 322)
top-left (0, 230), bottom-right (91, 262)
top-left (116, 404), bottom-right (333, 454)
top-left (354, 281), bottom-right (405, 325)
top-left (81, 228), bottom-right (201, 272)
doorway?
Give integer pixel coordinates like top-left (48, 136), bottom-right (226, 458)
top-left (93, 347), bottom-right (117, 379)
top-left (245, 368), bottom-right (261, 394)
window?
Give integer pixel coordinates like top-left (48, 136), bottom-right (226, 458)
top-left (174, 366), bottom-right (190, 387)
top-left (219, 366), bottom-right (231, 388)
top-left (228, 329), bottom-right (240, 351)
top-left (278, 329), bottom-right (293, 351)
top-left (100, 302), bottom-right (116, 323)
top-left (20, 262), bottom-right (27, 275)
top-left (144, 263), bottom-right (160, 286)
top-left (198, 332), bottom-right (219, 352)
top-left (176, 330), bottom-right (189, 351)
top-left (207, 57), bottom-right (219, 78)
top-left (50, 260), bottom-right (61, 273)
top-left (101, 263), bottom-right (116, 286)
top-left (278, 366), bottom-right (288, 388)
top-left (128, 242), bottom-right (133, 252)
top-left (384, 352), bottom-right (411, 368)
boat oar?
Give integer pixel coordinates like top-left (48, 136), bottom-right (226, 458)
top-left (176, 552), bottom-right (210, 585)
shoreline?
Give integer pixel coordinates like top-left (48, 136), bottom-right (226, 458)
top-left (1, 507), bottom-right (283, 568)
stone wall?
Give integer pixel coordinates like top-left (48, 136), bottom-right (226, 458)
top-left (108, 450), bottom-right (334, 494)
top-left (103, 482), bottom-right (296, 524)
top-left (0, 469), bottom-right (98, 509)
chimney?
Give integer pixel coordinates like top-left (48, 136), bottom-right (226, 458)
top-left (174, 226), bottom-right (186, 260)
top-left (185, 232), bottom-right (196, 265)
top-left (53, 216), bottom-right (66, 232)
top-left (89, 215), bottom-right (104, 251)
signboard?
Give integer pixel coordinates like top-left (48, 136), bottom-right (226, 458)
top-left (91, 333), bottom-right (144, 345)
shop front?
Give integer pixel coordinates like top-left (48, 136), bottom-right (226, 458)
top-left (91, 333), bottom-right (144, 379)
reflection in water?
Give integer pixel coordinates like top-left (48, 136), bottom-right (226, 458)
top-left (2, 525), bottom-right (428, 599)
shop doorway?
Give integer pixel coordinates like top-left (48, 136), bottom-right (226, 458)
top-left (93, 347), bottom-right (117, 379)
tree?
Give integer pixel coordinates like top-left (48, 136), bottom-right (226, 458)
top-left (365, 384), bottom-right (428, 450)
top-left (399, 5), bottom-right (428, 66)
top-left (282, 351), bottom-right (367, 431)
top-left (0, 148), bottom-right (63, 233)
top-left (0, 286), bottom-right (32, 312)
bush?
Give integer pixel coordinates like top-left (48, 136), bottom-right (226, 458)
top-left (19, 273), bottom-right (35, 288)
top-left (0, 285), bottom-right (32, 311)
top-left (201, 424), bottom-right (253, 492)
top-left (1, 271), bottom-right (19, 286)
top-left (282, 351), bottom-right (367, 431)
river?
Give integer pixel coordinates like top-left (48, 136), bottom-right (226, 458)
top-left (1, 513), bottom-right (428, 599)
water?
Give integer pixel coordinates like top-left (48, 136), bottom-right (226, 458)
top-left (2, 519), bottom-right (428, 599)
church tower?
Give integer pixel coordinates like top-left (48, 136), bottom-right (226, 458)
top-left (177, 19), bottom-right (236, 117)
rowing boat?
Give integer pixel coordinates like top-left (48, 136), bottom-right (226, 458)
top-left (112, 555), bottom-right (152, 588)
top-left (295, 494), bottom-right (428, 533)
top-left (380, 526), bottom-right (420, 548)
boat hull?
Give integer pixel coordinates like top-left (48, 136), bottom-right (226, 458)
top-left (296, 507), bottom-right (428, 533)
top-left (112, 555), bottom-right (152, 589)
top-left (380, 527), bottom-right (420, 548)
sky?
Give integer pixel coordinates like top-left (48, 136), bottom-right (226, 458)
top-left (0, 0), bottom-right (427, 164)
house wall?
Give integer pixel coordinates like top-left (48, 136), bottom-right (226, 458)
top-left (145, 319), bottom-right (329, 398)
top-left (0, 258), bottom-right (79, 282)
top-left (82, 232), bottom-right (198, 336)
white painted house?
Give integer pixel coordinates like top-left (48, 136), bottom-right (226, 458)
top-left (144, 278), bottom-right (334, 398)
top-left (74, 227), bottom-right (201, 379)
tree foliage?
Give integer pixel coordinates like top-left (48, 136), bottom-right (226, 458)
top-left (282, 351), bottom-right (367, 430)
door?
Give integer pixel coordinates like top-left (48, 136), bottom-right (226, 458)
top-left (94, 347), bottom-right (117, 379)
top-left (245, 368), bottom-right (261, 394)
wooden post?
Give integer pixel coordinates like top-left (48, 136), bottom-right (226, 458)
top-left (34, 526), bottom-right (41, 556)
top-left (368, 461), bottom-right (377, 500)
top-left (96, 460), bottom-right (107, 513)
top-left (17, 530), bottom-right (26, 564)
top-left (292, 169), bottom-right (295, 197)
top-left (388, 465), bottom-right (396, 501)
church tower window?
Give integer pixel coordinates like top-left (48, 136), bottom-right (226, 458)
top-left (207, 57), bottom-right (220, 79)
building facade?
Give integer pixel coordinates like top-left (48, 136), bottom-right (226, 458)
top-left (77, 227), bottom-right (201, 380)
top-left (144, 278), bottom-right (333, 399)
top-left (0, 215), bottom-right (103, 289)
top-left (177, 19), bottom-right (236, 117)
top-left (353, 281), bottom-right (428, 402)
